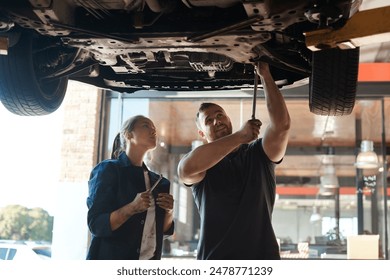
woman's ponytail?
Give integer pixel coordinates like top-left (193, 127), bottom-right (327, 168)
top-left (111, 132), bottom-right (122, 159)
top-left (111, 115), bottom-right (145, 159)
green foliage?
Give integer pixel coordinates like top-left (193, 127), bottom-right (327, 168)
top-left (0, 205), bottom-right (53, 241)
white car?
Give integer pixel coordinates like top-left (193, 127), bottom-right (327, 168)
top-left (0, 241), bottom-right (51, 260)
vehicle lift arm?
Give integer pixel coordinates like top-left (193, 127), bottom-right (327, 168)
top-left (304, 5), bottom-right (390, 51)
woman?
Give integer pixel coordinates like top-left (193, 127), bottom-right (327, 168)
top-left (86, 115), bottom-right (174, 260)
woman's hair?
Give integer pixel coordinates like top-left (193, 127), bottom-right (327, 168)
top-left (111, 115), bottom-right (145, 159)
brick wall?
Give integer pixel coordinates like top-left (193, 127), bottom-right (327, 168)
top-left (59, 81), bottom-right (102, 182)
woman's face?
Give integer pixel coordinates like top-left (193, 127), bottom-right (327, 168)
top-left (128, 117), bottom-right (157, 150)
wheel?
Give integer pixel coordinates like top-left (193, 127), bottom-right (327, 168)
top-left (309, 47), bottom-right (359, 116)
top-left (0, 31), bottom-right (68, 116)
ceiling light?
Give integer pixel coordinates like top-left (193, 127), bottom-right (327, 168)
top-left (319, 183), bottom-right (335, 196)
top-left (355, 140), bottom-right (379, 169)
top-left (320, 164), bottom-right (339, 190)
top-left (310, 206), bottom-right (322, 223)
top-left (320, 173), bottom-right (338, 188)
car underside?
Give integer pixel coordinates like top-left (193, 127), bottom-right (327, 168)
top-left (0, 0), bottom-right (361, 116)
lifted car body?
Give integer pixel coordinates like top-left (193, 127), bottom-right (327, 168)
top-left (0, 0), bottom-right (361, 116)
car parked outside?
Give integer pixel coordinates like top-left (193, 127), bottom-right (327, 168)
top-left (0, 240), bottom-right (51, 260)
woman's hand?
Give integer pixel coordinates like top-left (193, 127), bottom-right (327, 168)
top-left (156, 193), bottom-right (174, 214)
top-left (110, 190), bottom-right (151, 231)
top-left (130, 191), bottom-right (152, 214)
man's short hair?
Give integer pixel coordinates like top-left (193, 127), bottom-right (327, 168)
top-left (196, 102), bottom-right (219, 129)
top-left (196, 102), bottom-right (218, 118)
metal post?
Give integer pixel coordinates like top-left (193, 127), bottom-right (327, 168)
top-left (367, 175), bottom-right (379, 234)
top-left (335, 187), bottom-right (340, 240)
top-left (381, 98), bottom-right (388, 259)
top-left (355, 116), bottom-right (364, 234)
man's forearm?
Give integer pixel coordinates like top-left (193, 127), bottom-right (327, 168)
top-left (178, 132), bottom-right (242, 182)
top-left (260, 71), bottom-right (290, 130)
top-left (259, 63), bottom-right (291, 162)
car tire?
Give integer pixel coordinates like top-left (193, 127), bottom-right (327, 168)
top-left (0, 31), bottom-right (68, 116)
top-left (309, 47), bottom-right (359, 116)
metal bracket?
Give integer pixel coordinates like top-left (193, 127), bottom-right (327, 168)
top-left (304, 5), bottom-right (390, 51)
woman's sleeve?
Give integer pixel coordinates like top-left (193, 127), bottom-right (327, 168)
top-left (87, 162), bottom-right (118, 237)
top-left (163, 221), bottom-right (175, 236)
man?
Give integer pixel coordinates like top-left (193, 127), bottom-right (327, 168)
top-left (177, 62), bottom-right (290, 259)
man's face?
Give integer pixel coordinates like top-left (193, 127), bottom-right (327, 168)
top-left (197, 104), bottom-right (233, 142)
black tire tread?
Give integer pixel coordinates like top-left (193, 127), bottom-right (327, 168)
top-left (0, 31), bottom-right (68, 116)
top-left (309, 47), bottom-right (359, 116)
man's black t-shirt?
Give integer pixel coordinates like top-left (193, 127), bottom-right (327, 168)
top-left (192, 138), bottom-right (281, 260)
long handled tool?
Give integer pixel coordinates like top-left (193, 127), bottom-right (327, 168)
top-left (150, 174), bottom-right (163, 192)
top-left (251, 64), bottom-right (259, 120)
